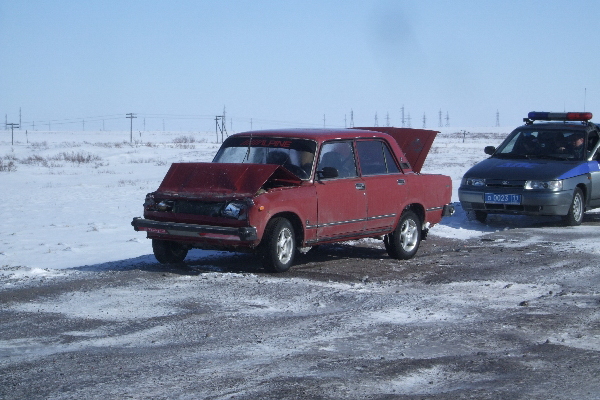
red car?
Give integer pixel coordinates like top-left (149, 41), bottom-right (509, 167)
top-left (132, 127), bottom-right (454, 272)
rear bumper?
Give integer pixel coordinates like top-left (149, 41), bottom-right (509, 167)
top-left (131, 217), bottom-right (258, 241)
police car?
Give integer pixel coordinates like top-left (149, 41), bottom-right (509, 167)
top-left (459, 112), bottom-right (600, 225)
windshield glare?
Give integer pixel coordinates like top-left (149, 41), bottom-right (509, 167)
top-left (495, 129), bottom-right (586, 161)
top-left (213, 137), bottom-right (316, 180)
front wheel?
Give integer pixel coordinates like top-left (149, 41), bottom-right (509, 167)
top-left (564, 187), bottom-right (584, 226)
top-left (385, 211), bottom-right (422, 260)
top-left (259, 217), bottom-right (296, 272)
top-left (152, 239), bottom-right (189, 264)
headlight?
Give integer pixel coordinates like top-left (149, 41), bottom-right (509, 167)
top-left (524, 180), bottom-right (563, 190)
top-left (143, 193), bottom-right (155, 210)
top-left (463, 178), bottom-right (486, 187)
top-left (221, 201), bottom-right (247, 219)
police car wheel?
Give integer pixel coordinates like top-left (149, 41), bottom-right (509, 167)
top-left (564, 188), bottom-right (584, 226)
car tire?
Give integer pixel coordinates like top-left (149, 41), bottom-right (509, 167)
top-left (564, 187), bottom-right (584, 226)
top-left (152, 239), bottom-right (189, 264)
top-left (385, 211), bottom-right (422, 260)
top-left (259, 217), bottom-right (296, 272)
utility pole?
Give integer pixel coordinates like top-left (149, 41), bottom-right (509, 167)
top-left (126, 113), bottom-right (137, 143)
top-left (7, 123), bottom-right (19, 145)
top-left (215, 111), bottom-right (227, 143)
top-left (496, 110), bottom-right (500, 127)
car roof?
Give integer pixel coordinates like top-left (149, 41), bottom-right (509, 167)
top-left (229, 128), bottom-right (387, 142)
top-left (518, 121), bottom-right (594, 131)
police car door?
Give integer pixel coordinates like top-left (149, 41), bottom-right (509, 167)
top-left (588, 129), bottom-right (600, 207)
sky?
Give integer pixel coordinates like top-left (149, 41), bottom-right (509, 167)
top-left (1, 0), bottom-right (600, 132)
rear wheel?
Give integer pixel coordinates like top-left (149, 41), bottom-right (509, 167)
top-left (259, 217), bottom-right (296, 272)
top-left (564, 187), bottom-right (584, 226)
top-left (152, 239), bottom-right (189, 264)
top-left (385, 211), bottom-right (422, 260)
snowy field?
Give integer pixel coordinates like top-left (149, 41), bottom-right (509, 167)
top-left (0, 126), bottom-right (597, 275)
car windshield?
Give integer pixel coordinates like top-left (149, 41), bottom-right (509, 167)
top-left (494, 128), bottom-right (586, 161)
top-left (212, 136), bottom-right (317, 180)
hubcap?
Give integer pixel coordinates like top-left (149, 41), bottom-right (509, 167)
top-left (400, 219), bottom-right (418, 251)
top-left (276, 228), bottom-right (293, 264)
top-left (573, 194), bottom-right (583, 222)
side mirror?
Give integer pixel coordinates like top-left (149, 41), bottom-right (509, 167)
top-left (316, 167), bottom-right (338, 180)
top-left (484, 146), bottom-right (496, 155)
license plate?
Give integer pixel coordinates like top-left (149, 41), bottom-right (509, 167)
top-left (484, 193), bottom-right (521, 205)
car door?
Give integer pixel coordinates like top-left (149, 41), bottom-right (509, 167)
top-left (315, 140), bottom-right (367, 240)
top-left (355, 139), bottom-right (408, 233)
top-left (588, 130), bottom-right (600, 206)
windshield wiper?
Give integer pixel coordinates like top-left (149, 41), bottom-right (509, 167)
top-left (493, 153), bottom-right (528, 159)
top-left (528, 154), bottom-right (568, 161)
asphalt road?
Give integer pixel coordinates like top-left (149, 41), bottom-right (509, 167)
top-left (2, 217), bottom-right (600, 400)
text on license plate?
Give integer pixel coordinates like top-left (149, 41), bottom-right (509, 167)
top-left (484, 193), bottom-right (522, 205)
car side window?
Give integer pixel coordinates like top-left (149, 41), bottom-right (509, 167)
top-left (356, 140), bottom-right (399, 175)
top-left (317, 141), bottom-right (358, 179)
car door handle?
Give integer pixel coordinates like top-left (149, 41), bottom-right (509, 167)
top-left (355, 183), bottom-right (366, 190)
top-left (397, 179), bottom-right (406, 185)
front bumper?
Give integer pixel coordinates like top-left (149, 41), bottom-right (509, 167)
top-left (131, 217), bottom-right (258, 241)
top-left (458, 188), bottom-right (573, 216)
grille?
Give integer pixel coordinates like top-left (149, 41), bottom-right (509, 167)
top-left (172, 200), bottom-right (225, 216)
top-left (485, 179), bottom-right (525, 188)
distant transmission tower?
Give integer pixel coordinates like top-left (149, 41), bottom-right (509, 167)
top-left (422, 113), bottom-right (426, 129)
top-left (445, 112), bottom-right (450, 127)
top-left (374, 112), bottom-right (379, 127)
top-left (350, 109), bottom-right (354, 128)
top-left (496, 110), bottom-right (500, 127)
top-left (438, 109), bottom-right (443, 127)
top-left (386, 112), bottom-right (390, 127)
top-left (401, 106), bottom-right (405, 127)
top-left (407, 113), bottom-right (412, 128)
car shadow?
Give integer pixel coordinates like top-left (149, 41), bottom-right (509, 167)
top-left (70, 241), bottom-right (391, 276)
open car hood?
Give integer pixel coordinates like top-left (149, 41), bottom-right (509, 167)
top-left (354, 127), bottom-right (438, 173)
top-left (156, 162), bottom-right (302, 199)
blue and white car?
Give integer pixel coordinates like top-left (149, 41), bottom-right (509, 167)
top-left (459, 112), bottom-right (600, 225)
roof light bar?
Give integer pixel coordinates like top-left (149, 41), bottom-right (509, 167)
top-left (527, 111), bottom-right (593, 121)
